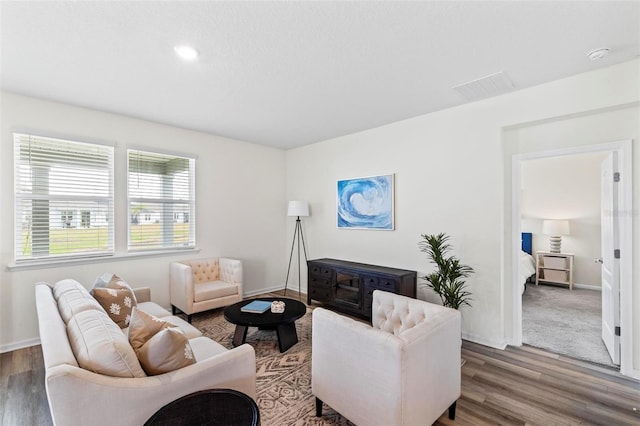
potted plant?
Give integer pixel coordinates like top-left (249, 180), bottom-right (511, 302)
top-left (418, 233), bottom-right (474, 310)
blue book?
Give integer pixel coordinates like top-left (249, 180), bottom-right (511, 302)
top-left (240, 300), bottom-right (272, 313)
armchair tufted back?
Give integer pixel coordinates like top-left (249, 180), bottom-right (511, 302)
top-left (219, 258), bottom-right (243, 283)
top-left (182, 259), bottom-right (220, 284)
top-left (371, 290), bottom-right (435, 336)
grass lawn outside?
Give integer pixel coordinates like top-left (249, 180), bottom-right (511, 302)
top-left (22, 223), bottom-right (189, 256)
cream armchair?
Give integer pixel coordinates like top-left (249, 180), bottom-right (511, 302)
top-left (312, 290), bottom-right (461, 426)
top-left (170, 258), bottom-right (243, 323)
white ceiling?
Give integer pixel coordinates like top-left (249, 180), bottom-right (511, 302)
top-left (1, 1), bottom-right (638, 149)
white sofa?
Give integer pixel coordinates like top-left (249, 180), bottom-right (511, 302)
top-left (36, 279), bottom-right (256, 426)
top-left (170, 257), bottom-right (243, 323)
top-left (312, 290), bottom-right (461, 426)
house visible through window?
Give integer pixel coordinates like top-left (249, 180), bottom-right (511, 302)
top-left (14, 133), bottom-right (114, 261)
top-left (127, 149), bottom-right (195, 252)
top-left (61, 210), bottom-right (74, 228)
top-left (81, 210), bottom-right (91, 228)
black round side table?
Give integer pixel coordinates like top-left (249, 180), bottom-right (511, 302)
top-left (144, 389), bottom-right (260, 426)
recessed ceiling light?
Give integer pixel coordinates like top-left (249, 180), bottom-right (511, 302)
top-left (174, 45), bottom-right (199, 61)
top-left (587, 47), bottom-right (610, 61)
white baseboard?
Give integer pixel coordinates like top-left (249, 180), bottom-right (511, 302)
top-left (462, 332), bottom-right (507, 350)
top-left (1, 337), bottom-right (40, 354)
top-left (244, 284), bottom-right (293, 298)
top-left (573, 283), bottom-right (601, 291)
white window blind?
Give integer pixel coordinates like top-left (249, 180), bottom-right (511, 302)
top-left (14, 133), bottom-right (114, 261)
top-left (128, 149), bottom-right (195, 252)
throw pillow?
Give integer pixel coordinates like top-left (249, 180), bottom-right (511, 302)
top-left (136, 327), bottom-right (196, 375)
top-left (91, 272), bottom-right (117, 290)
top-left (128, 307), bottom-right (173, 350)
top-left (91, 273), bottom-right (138, 303)
top-left (127, 307), bottom-right (197, 376)
top-left (93, 286), bottom-right (137, 328)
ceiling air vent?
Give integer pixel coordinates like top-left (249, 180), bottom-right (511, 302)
top-left (452, 71), bottom-right (514, 102)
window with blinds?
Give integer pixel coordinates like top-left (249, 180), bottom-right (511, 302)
top-left (14, 133), bottom-right (114, 261)
top-left (128, 149), bottom-right (195, 252)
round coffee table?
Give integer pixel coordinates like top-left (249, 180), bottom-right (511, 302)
top-left (224, 297), bottom-right (306, 352)
top-left (144, 389), bottom-right (259, 426)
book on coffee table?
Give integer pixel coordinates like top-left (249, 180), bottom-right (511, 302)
top-left (240, 300), bottom-right (272, 314)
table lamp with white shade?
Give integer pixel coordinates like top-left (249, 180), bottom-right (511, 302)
top-left (542, 219), bottom-right (570, 253)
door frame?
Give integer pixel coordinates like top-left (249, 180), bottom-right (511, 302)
top-left (510, 139), bottom-right (635, 378)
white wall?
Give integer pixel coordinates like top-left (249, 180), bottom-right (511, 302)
top-left (0, 92), bottom-right (287, 351)
top-left (287, 59), bottom-right (640, 373)
top-left (521, 152), bottom-right (608, 288)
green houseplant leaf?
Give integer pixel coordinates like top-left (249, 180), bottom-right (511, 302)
top-left (418, 233), bottom-right (474, 310)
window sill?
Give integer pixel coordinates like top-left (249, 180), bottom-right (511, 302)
top-left (6, 248), bottom-right (201, 272)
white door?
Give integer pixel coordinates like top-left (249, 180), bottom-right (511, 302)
top-left (601, 153), bottom-right (620, 365)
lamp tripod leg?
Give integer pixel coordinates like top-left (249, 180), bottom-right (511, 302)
top-left (297, 220), bottom-right (302, 301)
top-left (284, 220), bottom-right (299, 296)
top-left (299, 220), bottom-right (308, 263)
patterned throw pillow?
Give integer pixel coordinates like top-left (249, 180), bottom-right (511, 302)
top-left (135, 327), bottom-right (196, 375)
top-left (128, 307), bottom-right (173, 350)
top-left (91, 273), bottom-right (138, 303)
top-left (128, 307), bottom-right (196, 375)
top-left (93, 286), bottom-right (137, 328)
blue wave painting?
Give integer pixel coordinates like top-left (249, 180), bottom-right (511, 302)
top-left (337, 174), bottom-right (394, 230)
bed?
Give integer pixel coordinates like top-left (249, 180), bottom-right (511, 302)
top-left (520, 232), bottom-right (536, 294)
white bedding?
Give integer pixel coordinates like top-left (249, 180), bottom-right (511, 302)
top-left (520, 250), bottom-right (536, 294)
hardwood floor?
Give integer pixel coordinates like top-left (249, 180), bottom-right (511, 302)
top-left (435, 341), bottom-right (640, 426)
top-left (0, 346), bottom-right (51, 426)
top-left (2, 291), bottom-right (638, 425)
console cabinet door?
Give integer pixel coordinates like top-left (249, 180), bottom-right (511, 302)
top-left (308, 275), bottom-right (331, 302)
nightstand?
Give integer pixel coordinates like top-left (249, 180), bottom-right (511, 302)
top-left (535, 251), bottom-right (575, 290)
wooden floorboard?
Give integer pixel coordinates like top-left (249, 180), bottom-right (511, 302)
top-left (2, 289), bottom-right (638, 425)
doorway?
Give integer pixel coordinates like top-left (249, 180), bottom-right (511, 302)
top-left (519, 151), bottom-right (613, 366)
top-left (511, 140), bottom-right (634, 377)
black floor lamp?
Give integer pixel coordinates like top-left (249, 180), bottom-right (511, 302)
top-left (284, 201), bottom-right (309, 300)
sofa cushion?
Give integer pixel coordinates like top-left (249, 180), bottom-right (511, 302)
top-left (128, 307), bottom-right (173, 350)
top-left (188, 336), bottom-right (228, 359)
top-left (136, 328), bottom-right (196, 375)
top-left (57, 288), bottom-right (106, 323)
top-left (53, 279), bottom-right (87, 300)
top-left (67, 309), bottom-right (146, 378)
top-left (93, 286), bottom-right (137, 328)
top-left (136, 301), bottom-right (172, 318)
top-left (194, 281), bottom-right (238, 303)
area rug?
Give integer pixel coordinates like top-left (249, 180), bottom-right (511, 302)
top-left (192, 306), bottom-right (354, 426)
top-left (522, 284), bottom-right (615, 367)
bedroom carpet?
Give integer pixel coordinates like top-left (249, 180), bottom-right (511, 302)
top-left (192, 305), bottom-right (354, 426)
top-left (522, 283), bottom-right (615, 367)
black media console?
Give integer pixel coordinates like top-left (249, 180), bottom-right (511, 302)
top-left (307, 258), bottom-right (417, 320)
